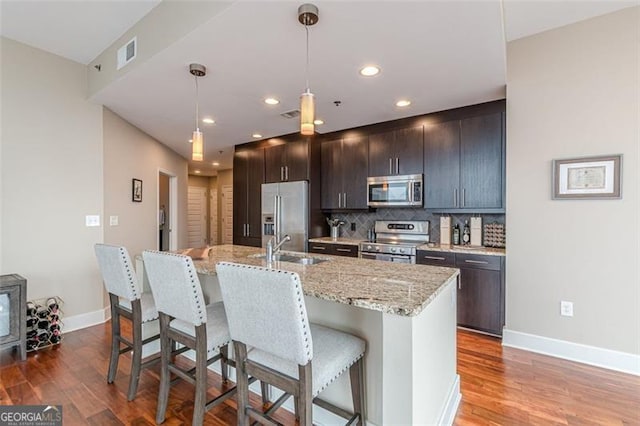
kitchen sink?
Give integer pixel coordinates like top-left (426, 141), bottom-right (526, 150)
top-left (249, 253), bottom-right (329, 265)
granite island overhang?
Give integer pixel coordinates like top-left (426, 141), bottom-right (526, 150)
top-left (138, 244), bottom-right (461, 425)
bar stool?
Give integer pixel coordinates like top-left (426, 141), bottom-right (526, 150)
top-left (94, 243), bottom-right (160, 401)
top-left (141, 250), bottom-right (237, 425)
top-left (216, 261), bottom-right (367, 426)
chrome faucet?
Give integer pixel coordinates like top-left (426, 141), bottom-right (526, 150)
top-left (266, 234), bottom-right (291, 262)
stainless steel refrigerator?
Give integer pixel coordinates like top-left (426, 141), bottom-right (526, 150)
top-left (261, 181), bottom-right (308, 252)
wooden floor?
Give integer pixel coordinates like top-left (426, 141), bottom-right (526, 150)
top-left (1, 324), bottom-right (638, 425)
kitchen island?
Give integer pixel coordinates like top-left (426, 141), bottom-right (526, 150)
top-left (139, 245), bottom-right (461, 425)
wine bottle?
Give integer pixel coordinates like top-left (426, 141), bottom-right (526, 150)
top-left (38, 319), bottom-right (50, 330)
top-left (36, 307), bottom-right (49, 319)
top-left (27, 316), bottom-right (38, 328)
top-left (27, 328), bottom-right (38, 339)
top-left (453, 225), bottom-right (461, 245)
top-left (26, 339), bottom-right (39, 351)
top-left (47, 298), bottom-right (59, 313)
top-left (26, 302), bottom-right (37, 317)
top-left (462, 220), bottom-right (471, 245)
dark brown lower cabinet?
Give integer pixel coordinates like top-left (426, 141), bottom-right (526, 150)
top-left (308, 242), bottom-right (358, 258)
top-left (417, 250), bottom-right (504, 336)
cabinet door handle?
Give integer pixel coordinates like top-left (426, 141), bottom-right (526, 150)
top-left (285, 166), bottom-right (289, 181)
top-left (423, 255), bottom-right (446, 261)
top-left (464, 259), bottom-right (489, 265)
top-left (389, 158), bottom-right (393, 175)
top-left (343, 192), bottom-right (347, 208)
top-left (396, 157), bottom-right (400, 174)
top-left (338, 193), bottom-right (342, 208)
top-left (280, 166), bottom-right (284, 181)
top-left (311, 246), bottom-right (326, 250)
top-left (462, 188), bottom-right (466, 207)
top-left (247, 224), bottom-right (250, 236)
top-left (454, 188), bottom-right (458, 207)
top-left (336, 248), bottom-right (352, 253)
top-left (458, 276), bottom-right (462, 290)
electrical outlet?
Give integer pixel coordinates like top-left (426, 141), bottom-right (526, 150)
top-left (85, 215), bottom-right (100, 227)
top-left (560, 301), bottom-right (574, 317)
top-left (109, 216), bottom-right (119, 226)
top-left (350, 222), bottom-right (356, 231)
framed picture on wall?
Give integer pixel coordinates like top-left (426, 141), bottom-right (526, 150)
top-left (132, 178), bottom-right (143, 202)
top-left (552, 154), bottom-right (622, 199)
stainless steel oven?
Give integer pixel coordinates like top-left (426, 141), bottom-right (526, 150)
top-left (367, 174), bottom-right (423, 207)
top-left (359, 220), bottom-right (430, 264)
top-left (360, 252), bottom-right (414, 263)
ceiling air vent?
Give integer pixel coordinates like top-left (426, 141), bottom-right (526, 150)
top-left (280, 110), bottom-right (300, 119)
top-left (117, 37), bottom-right (137, 70)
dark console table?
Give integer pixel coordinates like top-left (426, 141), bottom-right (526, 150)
top-left (0, 274), bottom-right (27, 360)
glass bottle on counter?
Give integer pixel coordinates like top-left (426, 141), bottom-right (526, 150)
top-left (453, 224), bottom-right (460, 245)
top-left (462, 220), bottom-right (471, 245)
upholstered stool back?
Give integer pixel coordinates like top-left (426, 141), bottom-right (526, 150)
top-left (95, 243), bottom-right (140, 301)
top-left (142, 250), bottom-right (207, 327)
top-left (216, 262), bottom-right (313, 366)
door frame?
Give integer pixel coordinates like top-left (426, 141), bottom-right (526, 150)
top-left (158, 168), bottom-right (178, 251)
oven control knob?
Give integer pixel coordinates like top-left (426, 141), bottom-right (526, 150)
top-left (375, 246), bottom-right (381, 252)
top-left (398, 248), bottom-right (405, 254)
top-left (366, 245), bottom-right (372, 251)
top-left (390, 247), bottom-right (396, 253)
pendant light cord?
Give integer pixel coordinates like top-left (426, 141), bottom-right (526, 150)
top-left (305, 24), bottom-right (310, 90)
top-left (194, 74), bottom-right (200, 131)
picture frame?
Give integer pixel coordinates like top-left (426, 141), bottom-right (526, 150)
top-left (552, 155), bottom-right (622, 199)
top-left (132, 178), bottom-right (143, 202)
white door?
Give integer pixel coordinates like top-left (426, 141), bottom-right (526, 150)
top-left (209, 188), bottom-right (218, 245)
top-left (187, 186), bottom-right (207, 248)
top-left (221, 184), bottom-right (233, 244)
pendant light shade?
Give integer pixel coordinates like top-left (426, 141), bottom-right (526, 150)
top-left (300, 89), bottom-right (315, 136)
top-left (298, 4), bottom-right (318, 136)
top-left (192, 129), bottom-right (203, 161)
top-left (189, 63), bottom-right (206, 161)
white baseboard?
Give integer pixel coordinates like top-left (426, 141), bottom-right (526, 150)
top-left (438, 374), bottom-right (461, 426)
top-left (62, 306), bottom-right (110, 333)
top-left (502, 329), bottom-right (640, 376)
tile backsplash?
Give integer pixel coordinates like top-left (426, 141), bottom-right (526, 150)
top-left (328, 208), bottom-right (505, 244)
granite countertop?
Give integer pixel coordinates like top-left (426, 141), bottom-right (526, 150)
top-left (417, 243), bottom-right (506, 256)
top-left (192, 245), bottom-right (459, 317)
top-left (308, 237), bottom-right (365, 246)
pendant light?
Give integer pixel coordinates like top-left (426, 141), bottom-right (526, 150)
top-left (189, 63), bottom-right (206, 161)
top-left (298, 4), bottom-right (318, 136)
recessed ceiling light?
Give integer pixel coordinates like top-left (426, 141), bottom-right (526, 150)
top-left (313, 119), bottom-right (324, 125)
top-left (360, 66), bottom-right (380, 77)
top-left (194, 170), bottom-right (201, 174)
top-left (212, 162), bottom-right (220, 166)
top-left (202, 118), bottom-right (215, 124)
top-left (396, 99), bottom-right (411, 107)
top-left (264, 97), bottom-right (280, 105)
top-left (188, 139), bottom-right (193, 143)
top-left (252, 133), bottom-right (263, 138)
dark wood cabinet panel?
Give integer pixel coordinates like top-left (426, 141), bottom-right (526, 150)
top-left (321, 140), bottom-right (342, 209)
top-left (265, 139), bottom-right (309, 183)
top-left (424, 112), bottom-right (504, 212)
top-left (424, 121), bottom-right (460, 209)
top-left (308, 242), bottom-right (358, 257)
top-left (320, 136), bottom-right (368, 210)
top-left (417, 250), bottom-right (504, 336)
top-left (368, 127), bottom-right (423, 176)
top-left (233, 148), bottom-right (264, 246)
top-left (458, 267), bottom-right (502, 335)
top-left (460, 113), bottom-right (504, 209)
top-left (394, 126), bottom-right (423, 175)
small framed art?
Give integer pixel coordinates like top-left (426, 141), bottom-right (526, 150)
top-left (552, 155), bottom-right (621, 199)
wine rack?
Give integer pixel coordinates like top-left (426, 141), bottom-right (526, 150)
top-left (26, 296), bottom-right (63, 351)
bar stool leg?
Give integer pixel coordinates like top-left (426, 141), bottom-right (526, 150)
top-left (156, 313), bottom-right (172, 424)
top-left (234, 342), bottom-right (250, 426)
top-left (260, 382), bottom-right (271, 407)
top-left (220, 345), bottom-right (229, 383)
top-left (107, 294), bottom-right (120, 384)
top-left (350, 358), bottom-right (366, 426)
top-left (193, 325), bottom-right (208, 426)
top-left (128, 299), bottom-right (143, 401)
top-left (298, 364), bottom-right (313, 426)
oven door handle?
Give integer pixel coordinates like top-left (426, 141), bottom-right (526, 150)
top-left (360, 252), bottom-right (378, 260)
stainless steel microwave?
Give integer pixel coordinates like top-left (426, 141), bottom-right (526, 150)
top-left (367, 174), bottom-right (423, 207)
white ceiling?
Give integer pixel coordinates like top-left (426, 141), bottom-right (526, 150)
top-left (1, 1), bottom-right (636, 175)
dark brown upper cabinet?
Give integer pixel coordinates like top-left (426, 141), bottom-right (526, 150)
top-left (424, 112), bottom-right (504, 212)
top-left (265, 138), bottom-right (309, 183)
top-left (368, 126), bottom-right (423, 177)
top-left (321, 135), bottom-right (368, 210)
top-left (233, 147), bottom-right (264, 247)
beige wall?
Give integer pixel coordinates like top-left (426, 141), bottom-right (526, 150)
top-left (506, 7), bottom-right (639, 354)
top-left (0, 37), bottom-right (104, 317)
top-left (103, 108), bottom-right (188, 257)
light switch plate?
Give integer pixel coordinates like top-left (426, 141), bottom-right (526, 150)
top-left (85, 215), bottom-right (100, 227)
top-left (110, 216), bottom-right (119, 226)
